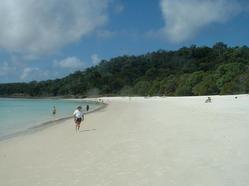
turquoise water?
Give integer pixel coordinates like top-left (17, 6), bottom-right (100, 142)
top-left (0, 98), bottom-right (100, 139)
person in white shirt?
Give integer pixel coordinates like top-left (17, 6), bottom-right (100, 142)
top-left (73, 106), bottom-right (84, 132)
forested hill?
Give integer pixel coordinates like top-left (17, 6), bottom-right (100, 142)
top-left (1, 42), bottom-right (249, 97)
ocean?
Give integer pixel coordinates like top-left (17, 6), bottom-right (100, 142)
top-left (0, 98), bottom-right (101, 139)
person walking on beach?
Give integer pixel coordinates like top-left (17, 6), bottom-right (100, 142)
top-left (73, 106), bottom-right (84, 132)
top-left (52, 106), bottom-right (56, 115)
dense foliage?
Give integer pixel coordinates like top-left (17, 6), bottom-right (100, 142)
top-left (1, 42), bottom-right (249, 97)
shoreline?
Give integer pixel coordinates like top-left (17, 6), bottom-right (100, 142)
top-left (0, 95), bottom-right (248, 185)
top-left (1, 94), bottom-right (246, 142)
top-left (0, 100), bottom-right (107, 142)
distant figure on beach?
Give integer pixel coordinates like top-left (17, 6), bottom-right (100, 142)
top-left (52, 106), bottom-right (56, 115)
top-left (86, 105), bottom-right (89, 112)
top-left (235, 96), bottom-right (238, 99)
top-left (205, 97), bottom-right (212, 103)
top-left (73, 106), bottom-right (84, 132)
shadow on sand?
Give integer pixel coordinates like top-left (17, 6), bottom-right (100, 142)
top-left (80, 129), bottom-right (96, 132)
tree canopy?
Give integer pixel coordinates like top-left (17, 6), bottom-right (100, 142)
top-left (1, 42), bottom-right (249, 97)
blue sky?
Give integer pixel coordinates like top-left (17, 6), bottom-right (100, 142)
top-left (0, 0), bottom-right (249, 83)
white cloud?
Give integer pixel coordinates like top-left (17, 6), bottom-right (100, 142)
top-left (91, 54), bottom-right (101, 65)
top-left (54, 57), bottom-right (85, 69)
top-left (0, 56), bottom-right (84, 82)
top-left (0, 62), bottom-right (11, 76)
top-left (160, 0), bottom-right (241, 43)
top-left (20, 67), bottom-right (50, 80)
top-left (0, 0), bottom-right (110, 55)
top-left (20, 68), bottom-right (38, 80)
top-left (0, 56), bottom-right (23, 78)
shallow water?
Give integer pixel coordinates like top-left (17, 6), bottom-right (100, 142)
top-left (0, 98), bottom-right (100, 138)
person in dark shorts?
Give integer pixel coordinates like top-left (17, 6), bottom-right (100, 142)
top-left (52, 106), bottom-right (56, 115)
top-left (73, 106), bottom-right (84, 132)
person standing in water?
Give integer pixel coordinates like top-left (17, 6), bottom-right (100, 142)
top-left (73, 106), bottom-right (84, 132)
top-left (52, 106), bottom-right (56, 115)
top-left (86, 104), bottom-right (89, 112)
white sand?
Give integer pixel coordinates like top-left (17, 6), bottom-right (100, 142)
top-left (0, 95), bottom-right (249, 186)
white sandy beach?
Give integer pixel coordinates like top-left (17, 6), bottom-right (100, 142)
top-left (0, 95), bottom-right (249, 186)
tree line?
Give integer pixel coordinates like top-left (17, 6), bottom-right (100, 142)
top-left (1, 42), bottom-right (249, 97)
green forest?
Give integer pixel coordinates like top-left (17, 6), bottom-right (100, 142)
top-left (1, 42), bottom-right (249, 97)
